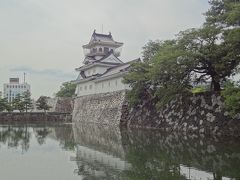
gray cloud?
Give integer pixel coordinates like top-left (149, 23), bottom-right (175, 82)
top-left (0, 0), bottom-right (210, 97)
top-left (10, 67), bottom-right (76, 79)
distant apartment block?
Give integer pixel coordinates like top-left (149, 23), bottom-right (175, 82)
top-left (3, 78), bottom-right (31, 102)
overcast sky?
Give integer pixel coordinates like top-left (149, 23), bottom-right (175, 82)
top-left (0, 0), bottom-right (210, 98)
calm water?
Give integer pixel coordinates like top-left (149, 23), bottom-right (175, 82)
top-left (0, 123), bottom-right (240, 180)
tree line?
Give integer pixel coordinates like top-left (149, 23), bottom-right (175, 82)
top-left (0, 91), bottom-right (51, 113)
top-left (0, 91), bottom-right (33, 112)
top-left (123, 0), bottom-right (240, 115)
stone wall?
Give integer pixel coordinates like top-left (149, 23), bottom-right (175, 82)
top-left (122, 92), bottom-right (240, 137)
top-left (71, 90), bottom-right (240, 136)
top-left (72, 91), bottom-right (126, 127)
top-left (0, 112), bottom-right (72, 123)
top-left (47, 97), bottom-right (73, 113)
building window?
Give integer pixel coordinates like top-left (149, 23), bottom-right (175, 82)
top-left (84, 86), bottom-right (87, 90)
top-left (104, 47), bottom-right (109, 53)
top-left (79, 87), bottom-right (82, 91)
top-left (108, 82), bottom-right (110, 87)
top-left (93, 69), bottom-right (96, 74)
top-left (102, 83), bottom-right (104, 88)
top-left (89, 85), bottom-right (92, 90)
top-left (99, 47), bottom-right (102, 52)
top-left (115, 80), bottom-right (118, 86)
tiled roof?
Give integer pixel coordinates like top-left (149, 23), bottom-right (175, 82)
top-left (100, 59), bottom-right (139, 78)
top-left (92, 30), bottom-right (113, 42)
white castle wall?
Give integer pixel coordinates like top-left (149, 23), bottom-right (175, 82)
top-left (76, 77), bottom-right (130, 97)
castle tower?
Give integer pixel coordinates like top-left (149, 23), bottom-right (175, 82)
top-left (82, 30), bottom-right (123, 64)
top-left (73, 30), bottom-right (138, 97)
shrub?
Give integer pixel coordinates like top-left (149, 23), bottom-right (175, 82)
top-left (221, 82), bottom-right (240, 117)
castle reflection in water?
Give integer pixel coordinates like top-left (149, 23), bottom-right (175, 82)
top-left (0, 122), bottom-right (240, 180)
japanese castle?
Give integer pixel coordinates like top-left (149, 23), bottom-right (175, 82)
top-left (74, 30), bottom-right (137, 97)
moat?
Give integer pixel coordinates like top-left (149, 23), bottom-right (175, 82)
top-left (0, 122), bottom-right (240, 180)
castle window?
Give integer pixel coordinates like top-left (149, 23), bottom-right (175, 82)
top-left (79, 87), bottom-right (82, 91)
top-left (99, 47), bottom-right (102, 52)
top-left (115, 80), bottom-right (118, 86)
top-left (84, 86), bottom-right (87, 90)
top-left (108, 82), bottom-right (110, 87)
top-left (104, 47), bottom-right (109, 53)
top-left (89, 85), bottom-right (92, 89)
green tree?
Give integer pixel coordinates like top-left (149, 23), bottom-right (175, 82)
top-left (205, 0), bottom-right (240, 27)
top-left (142, 40), bottom-right (162, 62)
top-left (124, 0), bottom-right (240, 108)
top-left (12, 94), bottom-right (25, 112)
top-left (36, 96), bottom-right (52, 113)
top-left (56, 82), bottom-right (76, 97)
top-left (0, 98), bottom-right (13, 112)
top-left (124, 40), bottom-right (192, 107)
top-left (123, 61), bottom-right (152, 106)
top-left (177, 24), bottom-right (240, 91)
top-left (0, 98), bottom-right (8, 112)
top-left (22, 91), bottom-right (33, 112)
top-left (221, 81), bottom-right (240, 116)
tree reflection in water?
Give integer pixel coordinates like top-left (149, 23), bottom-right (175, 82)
top-left (0, 123), bottom-right (76, 152)
top-left (121, 129), bottom-right (240, 180)
top-left (72, 123), bottom-right (240, 180)
top-left (35, 128), bottom-right (51, 145)
top-left (0, 123), bottom-right (239, 180)
top-left (0, 125), bottom-right (31, 152)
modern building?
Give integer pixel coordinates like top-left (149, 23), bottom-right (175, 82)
top-left (3, 78), bottom-right (31, 102)
top-left (73, 30), bottom-right (138, 97)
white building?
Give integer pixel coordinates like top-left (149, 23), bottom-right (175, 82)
top-left (73, 30), bottom-right (138, 97)
top-left (3, 78), bottom-right (31, 102)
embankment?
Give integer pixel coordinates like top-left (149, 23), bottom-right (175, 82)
top-left (71, 91), bottom-right (240, 136)
top-left (47, 97), bottom-right (73, 113)
top-left (121, 92), bottom-right (240, 136)
top-left (0, 112), bottom-right (72, 123)
top-left (72, 91), bottom-right (126, 127)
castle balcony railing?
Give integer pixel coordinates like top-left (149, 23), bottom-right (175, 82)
top-left (83, 48), bottom-right (122, 57)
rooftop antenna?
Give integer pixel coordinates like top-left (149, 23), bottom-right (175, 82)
top-left (24, 72), bottom-right (26, 83)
